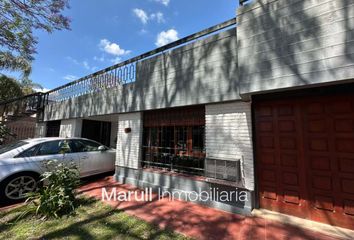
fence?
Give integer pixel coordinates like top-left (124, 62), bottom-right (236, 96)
top-left (1, 117), bottom-right (36, 144)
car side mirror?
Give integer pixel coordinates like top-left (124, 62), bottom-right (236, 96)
top-left (98, 146), bottom-right (107, 151)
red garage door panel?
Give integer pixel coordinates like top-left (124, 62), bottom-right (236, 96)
top-left (255, 94), bottom-right (354, 229)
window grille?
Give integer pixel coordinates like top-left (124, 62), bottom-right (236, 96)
top-left (205, 158), bottom-right (241, 182)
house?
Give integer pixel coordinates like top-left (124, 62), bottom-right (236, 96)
top-left (2, 0), bottom-right (354, 230)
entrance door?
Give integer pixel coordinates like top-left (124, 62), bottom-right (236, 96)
top-left (81, 120), bottom-right (111, 146)
top-left (45, 120), bottom-right (61, 137)
top-left (255, 92), bottom-right (354, 229)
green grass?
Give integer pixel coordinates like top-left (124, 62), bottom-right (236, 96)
top-left (0, 197), bottom-right (192, 240)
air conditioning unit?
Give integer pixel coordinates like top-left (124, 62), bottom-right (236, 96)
top-left (205, 158), bottom-right (241, 182)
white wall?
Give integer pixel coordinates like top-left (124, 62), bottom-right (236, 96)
top-left (116, 112), bottom-right (143, 169)
top-left (59, 119), bottom-right (82, 138)
top-left (110, 121), bottom-right (118, 148)
top-left (237, 0), bottom-right (354, 95)
top-left (34, 122), bottom-right (46, 138)
top-left (44, 29), bottom-right (239, 122)
top-left (205, 101), bottom-right (254, 190)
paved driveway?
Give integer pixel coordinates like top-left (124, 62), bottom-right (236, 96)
top-left (78, 175), bottom-right (343, 240)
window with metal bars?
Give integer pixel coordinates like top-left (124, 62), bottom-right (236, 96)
top-left (142, 125), bottom-right (205, 175)
top-left (142, 106), bottom-right (205, 175)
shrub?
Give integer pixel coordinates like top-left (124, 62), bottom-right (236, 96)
top-left (26, 160), bottom-right (80, 218)
top-left (0, 121), bottom-right (16, 144)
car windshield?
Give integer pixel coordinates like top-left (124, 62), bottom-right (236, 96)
top-left (0, 141), bottom-right (29, 154)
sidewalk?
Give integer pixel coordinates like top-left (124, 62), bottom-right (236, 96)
top-left (78, 176), bottom-right (342, 240)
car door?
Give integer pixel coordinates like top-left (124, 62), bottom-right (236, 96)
top-left (34, 140), bottom-right (80, 172)
top-left (70, 139), bottom-right (112, 176)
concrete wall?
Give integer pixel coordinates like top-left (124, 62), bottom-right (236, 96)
top-left (237, 0), bottom-right (354, 96)
top-left (34, 122), bottom-right (46, 138)
top-left (44, 28), bottom-right (238, 121)
top-left (44, 0), bottom-right (354, 119)
top-left (110, 121), bottom-right (118, 148)
top-left (205, 101), bottom-right (254, 190)
top-left (116, 112), bottom-right (143, 169)
top-left (59, 119), bottom-right (82, 138)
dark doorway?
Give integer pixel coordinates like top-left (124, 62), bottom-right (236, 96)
top-left (45, 120), bottom-right (61, 137)
top-left (81, 119), bottom-right (111, 146)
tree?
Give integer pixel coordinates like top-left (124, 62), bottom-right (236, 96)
top-left (0, 0), bottom-right (70, 60)
top-left (0, 74), bottom-right (23, 102)
top-left (0, 52), bottom-right (31, 77)
top-left (0, 0), bottom-right (70, 75)
top-left (0, 74), bottom-right (45, 102)
top-left (20, 78), bottom-right (43, 95)
top-left (0, 75), bottom-right (19, 143)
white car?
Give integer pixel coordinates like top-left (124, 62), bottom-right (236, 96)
top-left (0, 137), bottom-right (116, 202)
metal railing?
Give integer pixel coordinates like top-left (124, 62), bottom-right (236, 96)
top-left (141, 147), bottom-right (243, 185)
top-left (0, 93), bottom-right (45, 121)
top-left (142, 146), bottom-right (205, 175)
top-left (239, 0), bottom-right (251, 5)
top-left (43, 17), bottom-right (237, 104)
top-left (0, 18), bottom-right (237, 122)
top-left (46, 62), bottom-right (136, 102)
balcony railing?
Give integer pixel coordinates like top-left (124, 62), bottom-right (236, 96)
top-left (0, 93), bottom-right (45, 121)
top-left (46, 62), bottom-right (136, 103)
top-left (0, 18), bottom-right (237, 122)
top-left (43, 17), bottom-right (237, 104)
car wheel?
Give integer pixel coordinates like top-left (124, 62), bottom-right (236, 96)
top-left (0, 172), bottom-right (40, 203)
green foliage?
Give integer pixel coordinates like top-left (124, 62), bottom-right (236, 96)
top-left (0, 74), bottom-right (23, 102)
top-left (0, 74), bottom-right (42, 122)
top-left (19, 78), bottom-right (43, 95)
top-left (0, 0), bottom-right (70, 76)
top-left (0, 121), bottom-right (16, 142)
top-left (0, 74), bottom-right (43, 103)
top-left (0, 0), bottom-right (70, 61)
top-left (0, 52), bottom-right (31, 77)
top-left (26, 160), bottom-right (80, 219)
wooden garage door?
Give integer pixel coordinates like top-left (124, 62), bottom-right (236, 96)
top-left (255, 93), bottom-right (354, 229)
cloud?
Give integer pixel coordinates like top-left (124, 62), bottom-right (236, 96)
top-left (63, 75), bottom-right (78, 81)
top-left (67, 56), bottom-right (97, 72)
top-left (155, 29), bottom-right (179, 47)
top-left (155, 0), bottom-right (170, 6)
top-left (99, 39), bottom-right (131, 56)
top-left (83, 61), bottom-right (90, 70)
top-left (133, 8), bottom-right (165, 24)
top-left (133, 8), bottom-right (149, 24)
top-left (93, 56), bottom-right (105, 62)
top-left (66, 56), bottom-right (80, 65)
top-left (150, 12), bottom-right (165, 23)
top-left (110, 57), bottom-right (122, 64)
top-left (139, 29), bottom-right (148, 35)
top-left (34, 87), bottom-right (51, 93)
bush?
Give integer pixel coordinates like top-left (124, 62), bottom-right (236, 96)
top-left (26, 160), bottom-right (80, 218)
top-left (0, 121), bottom-right (16, 144)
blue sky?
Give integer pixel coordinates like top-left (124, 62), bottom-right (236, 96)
top-left (17, 0), bottom-right (238, 91)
